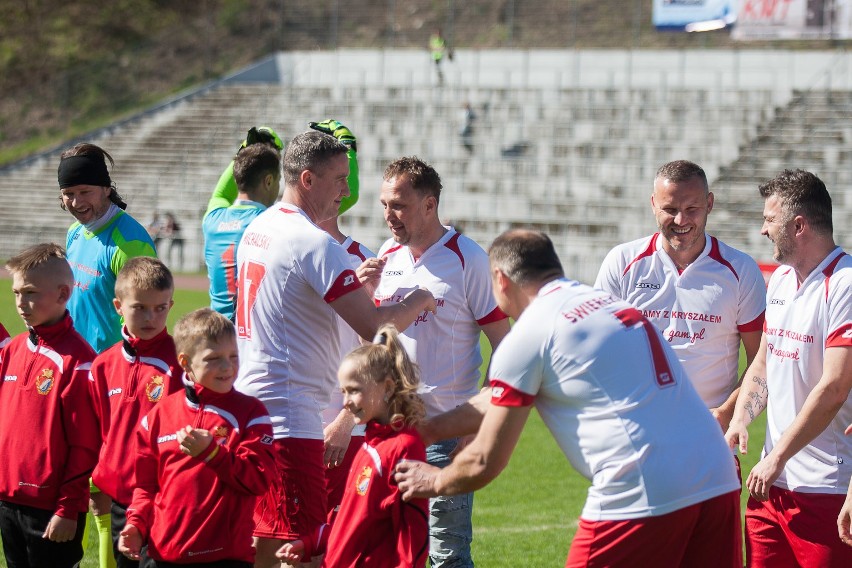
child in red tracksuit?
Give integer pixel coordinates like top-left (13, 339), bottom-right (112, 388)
top-left (89, 257), bottom-right (182, 567)
top-left (0, 244), bottom-right (100, 568)
top-left (277, 324), bottom-right (429, 568)
top-left (0, 321), bottom-right (9, 348)
top-left (119, 308), bottom-right (275, 567)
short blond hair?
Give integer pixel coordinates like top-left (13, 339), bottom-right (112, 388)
top-left (115, 257), bottom-right (174, 299)
top-left (5, 243), bottom-right (73, 287)
top-left (173, 308), bottom-right (236, 359)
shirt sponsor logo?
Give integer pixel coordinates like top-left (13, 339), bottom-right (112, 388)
top-left (344, 275), bottom-right (355, 286)
top-left (767, 343), bottom-right (800, 361)
top-left (212, 426), bottom-right (229, 445)
top-left (764, 328), bottom-right (814, 343)
top-left (636, 282), bottom-right (661, 289)
top-left (157, 433), bottom-right (178, 444)
top-left (843, 328), bottom-right (852, 339)
top-left (4, 375), bottom-right (17, 382)
top-left (769, 298), bottom-right (785, 305)
top-left (491, 386), bottom-right (505, 398)
top-left (666, 327), bottom-right (706, 344)
top-left (260, 434), bottom-right (274, 445)
top-left (355, 465), bottom-right (373, 495)
top-left (36, 369), bottom-right (55, 395)
top-left (108, 387), bottom-right (123, 397)
top-left (384, 270), bottom-right (403, 276)
top-left (145, 376), bottom-right (165, 402)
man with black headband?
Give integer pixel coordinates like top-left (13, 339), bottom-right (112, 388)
top-left (58, 142), bottom-right (156, 568)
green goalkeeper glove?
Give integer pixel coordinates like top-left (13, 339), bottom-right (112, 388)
top-left (240, 126), bottom-right (284, 152)
top-left (309, 120), bottom-right (357, 153)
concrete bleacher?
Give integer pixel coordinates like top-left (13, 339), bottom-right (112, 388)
top-left (1, 49), bottom-right (850, 284)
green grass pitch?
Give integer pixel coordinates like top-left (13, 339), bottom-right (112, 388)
top-left (0, 281), bottom-right (765, 566)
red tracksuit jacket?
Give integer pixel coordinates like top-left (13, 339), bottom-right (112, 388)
top-left (0, 313), bottom-right (99, 518)
top-left (90, 327), bottom-right (182, 506)
top-left (301, 421), bottom-right (429, 567)
top-left (126, 379), bottom-right (275, 564)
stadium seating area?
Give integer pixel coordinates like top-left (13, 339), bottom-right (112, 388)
top-left (1, 50), bottom-right (850, 284)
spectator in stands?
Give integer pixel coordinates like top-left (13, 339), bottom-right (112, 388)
top-left (373, 156), bottom-right (510, 568)
top-left (394, 229), bottom-right (743, 567)
top-left (596, 160), bottom-right (766, 433)
top-left (726, 169), bottom-right (852, 567)
top-left (233, 129), bottom-right (436, 568)
top-left (59, 142), bottom-right (157, 568)
top-left (159, 212), bottom-right (183, 271)
top-left (460, 102), bottom-right (476, 154)
top-left (429, 28), bottom-right (448, 85)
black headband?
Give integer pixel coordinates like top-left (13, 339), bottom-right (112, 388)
top-left (58, 155), bottom-right (111, 189)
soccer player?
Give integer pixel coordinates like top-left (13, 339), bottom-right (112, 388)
top-left (395, 229), bottom-right (743, 567)
top-left (234, 131), bottom-right (436, 568)
top-left (89, 257), bottom-right (182, 567)
top-left (0, 244), bottom-right (100, 568)
top-left (59, 142), bottom-right (157, 353)
top-left (595, 160), bottom-right (765, 431)
top-left (373, 156), bottom-right (510, 568)
top-left (119, 308), bottom-right (275, 566)
top-left (204, 139), bottom-right (282, 320)
top-left (725, 169), bottom-right (852, 566)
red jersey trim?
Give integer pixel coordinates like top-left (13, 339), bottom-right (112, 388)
top-left (822, 251), bottom-right (847, 301)
top-left (622, 234), bottom-right (658, 277)
top-left (346, 241), bottom-right (368, 262)
top-left (324, 269), bottom-right (363, 303)
top-left (737, 311), bottom-right (765, 333)
top-left (382, 244), bottom-right (404, 258)
top-left (477, 306), bottom-right (509, 326)
top-left (490, 380), bottom-right (535, 407)
top-left (708, 236), bottom-right (739, 281)
top-left (278, 206), bottom-right (298, 214)
top-left (826, 323), bottom-right (852, 348)
top-left (444, 232), bottom-right (465, 269)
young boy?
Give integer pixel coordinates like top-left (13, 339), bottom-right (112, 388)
top-left (119, 308), bottom-right (276, 567)
top-left (89, 257), bottom-right (182, 567)
top-left (0, 243), bottom-right (100, 568)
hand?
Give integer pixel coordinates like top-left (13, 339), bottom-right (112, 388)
top-left (840, 493), bottom-right (852, 546)
top-left (276, 539), bottom-right (305, 563)
top-left (177, 425), bottom-right (213, 458)
top-left (309, 120), bottom-right (357, 152)
top-left (724, 420), bottom-right (749, 454)
top-left (394, 459), bottom-right (442, 501)
top-left (42, 515), bottom-right (77, 542)
top-left (323, 412), bottom-right (354, 468)
top-left (242, 126), bottom-right (283, 151)
top-left (403, 287), bottom-right (436, 315)
top-left (118, 524), bottom-right (143, 560)
top-left (356, 257), bottom-right (385, 297)
top-left (746, 453), bottom-right (784, 501)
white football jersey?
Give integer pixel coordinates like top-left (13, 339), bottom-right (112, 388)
top-left (490, 278), bottom-right (740, 521)
top-left (596, 233), bottom-right (766, 407)
top-left (374, 228), bottom-right (507, 416)
top-left (235, 204), bottom-right (362, 439)
top-left (322, 236), bottom-right (374, 436)
top-left (763, 248), bottom-right (852, 493)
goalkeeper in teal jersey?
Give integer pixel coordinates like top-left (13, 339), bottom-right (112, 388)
top-left (203, 121), bottom-right (360, 320)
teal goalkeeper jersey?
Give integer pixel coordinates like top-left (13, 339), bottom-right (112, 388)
top-left (66, 210), bottom-right (157, 352)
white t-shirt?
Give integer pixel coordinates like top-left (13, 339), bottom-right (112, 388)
top-left (321, 236), bottom-right (375, 436)
top-left (490, 278), bottom-right (740, 521)
top-left (763, 248), bottom-right (852, 493)
top-left (595, 233), bottom-right (766, 408)
top-left (374, 228), bottom-right (507, 417)
top-left (234, 204), bottom-right (362, 439)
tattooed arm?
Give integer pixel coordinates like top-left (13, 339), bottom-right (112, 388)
top-left (724, 333), bottom-right (768, 455)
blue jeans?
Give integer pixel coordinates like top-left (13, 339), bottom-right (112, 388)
top-left (427, 439), bottom-right (474, 568)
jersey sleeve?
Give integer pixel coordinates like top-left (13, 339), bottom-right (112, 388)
top-left (55, 360), bottom-right (100, 519)
top-left (197, 401), bottom-right (276, 495)
top-left (206, 161), bottom-right (239, 216)
top-left (736, 255), bottom-right (767, 332)
top-left (385, 436), bottom-right (429, 567)
top-left (463, 243), bottom-right (507, 325)
top-left (594, 247), bottom-right (625, 298)
top-left (300, 235), bottom-right (362, 304)
top-left (127, 412), bottom-right (159, 540)
top-left (109, 226), bottom-right (157, 278)
top-left (88, 357), bottom-right (111, 445)
top-left (488, 320), bottom-right (544, 406)
top-left (826, 267), bottom-right (852, 348)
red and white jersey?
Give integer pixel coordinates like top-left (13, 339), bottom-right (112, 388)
top-left (0, 322), bottom-right (10, 349)
top-left (322, 236), bottom-right (374, 437)
top-left (595, 233), bottom-right (766, 407)
top-left (762, 247), bottom-right (852, 493)
top-left (490, 278), bottom-right (739, 521)
top-left (235, 204), bottom-right (362, 439)
top-left (374, 228), bottom-right (508, 416)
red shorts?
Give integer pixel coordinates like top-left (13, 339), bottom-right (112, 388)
top-left (565, 491), bottom-right (742, 568)
top-left (745, 486), bottom-right (852, 567)
top-left (253, 438), bottom-right (327, 541)
top-left (324, 435), bottom-right (364, 524)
